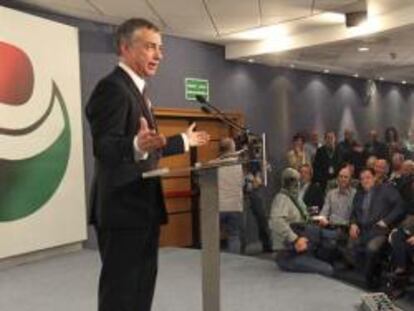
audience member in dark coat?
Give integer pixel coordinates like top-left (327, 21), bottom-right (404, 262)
top-left (298, 164), bottom-right (324, 215)
top-left (348, 168), bottom-right (405, 289)
top-left (364, 130), bottom-right (388, 159)
top-left (313, 131), bottom-right (343, 191)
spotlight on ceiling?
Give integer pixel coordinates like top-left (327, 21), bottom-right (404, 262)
top-left (402, 80), bottom-right (407, 85)
top-left (323, 69), bottom-right (330, 73)
top-left (358, 47), bottom-right (370, 52)
top-left (247, 58), bottom-right (255, 63)
top-left (345, 11), bottom-right (367, 28)
top-left (354, 73), bottom-right (359, 78)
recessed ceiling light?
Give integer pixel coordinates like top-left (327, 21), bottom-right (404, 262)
top-left (353, 73), bottom-right (359, 78)
top-left (323, 69), bottom-right (330, 73)
top-left (358, 47), bottom-right (370, 52)
top-left (402, 80), bottom-right (407, 84)
top-left (247, 58), bottom-right (255, 63)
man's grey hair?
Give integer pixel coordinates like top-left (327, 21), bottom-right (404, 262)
top-left (115, 18), bottom-right (160, 55)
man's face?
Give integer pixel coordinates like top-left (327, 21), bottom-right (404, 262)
top-left (310, 132), bottom-right (319, 144)
top-left (338, 168), bottom-right (351, 189)
top-left (344, 130), bottom-right (353, 141)
top-left (325, 132), bottom-right (336, 147)
top-left (360, 170), bottom-right (375, 191)
top-left (300, 166), bottom-right (312, 183)
top-left (121, 28), bottom-right (163, 78)
top-left (374, 159), bottom-right (388, 178)
top-left (392, 154), bottom-right (404, 170)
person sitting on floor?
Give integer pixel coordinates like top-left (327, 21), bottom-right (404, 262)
top-left (347, 168), bottom-right (405, 289)
top-left (269, 168), bottom-right (333, 276)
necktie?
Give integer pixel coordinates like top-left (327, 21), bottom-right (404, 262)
top-left (142, 87), bottom-right (157, 130)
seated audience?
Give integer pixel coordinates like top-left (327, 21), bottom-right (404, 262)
top-left (348, 168), bottom-right (405, 289)
top-left (319, 166), bottom-right (356, 226)
top-left (326, 163), bottom-right (359, 192)
top-left (313, 131), bottom-right (343, 191)
top-left (269, 168), bottom-right (333, 276)
top-left (386, 176), bottom-right (414, 298)
top-left (315, 166), bottom-right (357, 263)
top-left (286, 133), bottom-right (310, 170)
top-left (298, 164), bottom-right (324, 215)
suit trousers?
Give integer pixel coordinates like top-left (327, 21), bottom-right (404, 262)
top-left (95, 224), bottom-right (160, 311)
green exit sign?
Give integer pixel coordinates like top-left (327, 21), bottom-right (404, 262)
top-left (185, 78), bottom-right (209, 101)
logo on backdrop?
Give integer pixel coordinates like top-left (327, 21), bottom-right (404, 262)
top-left (0, 42), bottom-right (71, 221)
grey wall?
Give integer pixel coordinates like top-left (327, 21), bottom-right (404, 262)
top-left (2, 2), bottom-right (414, 245)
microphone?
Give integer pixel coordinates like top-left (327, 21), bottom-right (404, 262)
top-left (200, 105), bottom-right (211, 114)
top-left (195, 94), bottom-right (207, 104)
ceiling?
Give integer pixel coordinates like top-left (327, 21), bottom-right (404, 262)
top-left (12, 0), bottom-right (414, 83)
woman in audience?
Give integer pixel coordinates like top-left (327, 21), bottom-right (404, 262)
top-left (286, 133), bottom-right (310, 171)
top-left (269, 168), bottom-right (333, 276)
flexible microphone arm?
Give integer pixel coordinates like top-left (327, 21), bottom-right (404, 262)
top-left (195, 95), bottom-right (251, 134)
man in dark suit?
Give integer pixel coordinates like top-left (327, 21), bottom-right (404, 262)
top-left (364, 130), bottom-right (388, 159)
top-left (348, 168), bottom-right (405, 288)
top-left (312, 131), bottom-right (343, 191)
top-left (85, 18), bottom-right (209, 311)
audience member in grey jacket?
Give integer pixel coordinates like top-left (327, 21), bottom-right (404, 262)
top-left (269, 168), bottom-right (333, 276)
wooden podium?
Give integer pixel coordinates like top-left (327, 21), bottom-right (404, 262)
top-left (143, 160), bottom-right (243, 311)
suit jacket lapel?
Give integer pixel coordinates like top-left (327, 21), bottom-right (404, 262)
top-left (114, 67), bottom-right (156, 130)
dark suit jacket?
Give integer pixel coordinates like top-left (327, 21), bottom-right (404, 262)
top-left (302, 183), bottom-right (324, 211)
top-left (312, 145), bottom-right (343, 189)
top-left (350, 183), bottom-right (405, 229)
top-left (364, 141), bottom-right (388, 159)
top-left (86, 67), bottom-right (185, 229)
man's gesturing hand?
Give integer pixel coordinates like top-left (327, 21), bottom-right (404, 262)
top-left (137, 117), bottom-right (166, 153)
top-left (186, 122), bottom-right (210, 147)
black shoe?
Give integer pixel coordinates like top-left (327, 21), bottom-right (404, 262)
top-left (385, 273), bottom-right (408, 300)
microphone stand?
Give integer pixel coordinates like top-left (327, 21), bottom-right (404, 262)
top-left (195, 95), bottom-right (252, 136)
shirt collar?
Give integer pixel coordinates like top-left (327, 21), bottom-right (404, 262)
top-left (118, 61), bottom-right (145, 94)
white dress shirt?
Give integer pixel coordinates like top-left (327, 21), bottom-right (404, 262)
top-left (118, 62), bottom-right (189, 161)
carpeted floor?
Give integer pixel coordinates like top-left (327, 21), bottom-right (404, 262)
top-left (0, 247), bottom-right (371, 311)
